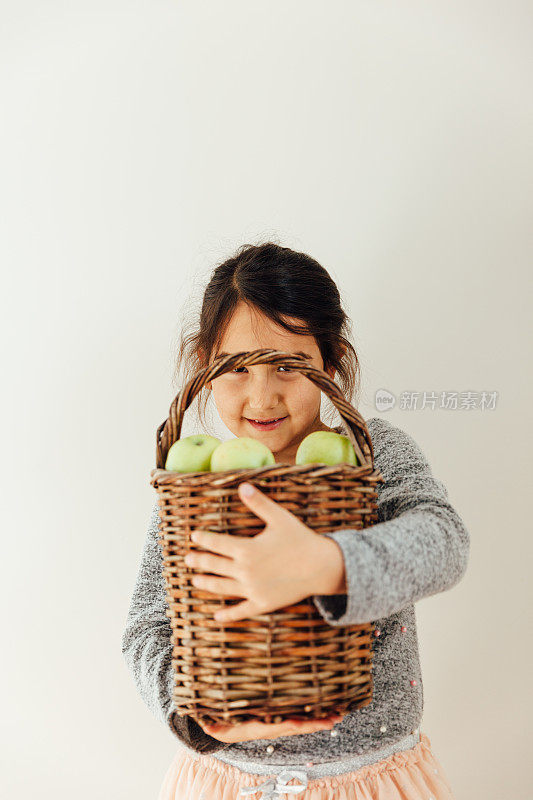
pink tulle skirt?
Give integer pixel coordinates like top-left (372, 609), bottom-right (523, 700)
top-left (157, 732), bottom-right (456, 799)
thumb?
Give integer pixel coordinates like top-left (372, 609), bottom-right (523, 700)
top-left (238, 482), bottom-right (285, 524)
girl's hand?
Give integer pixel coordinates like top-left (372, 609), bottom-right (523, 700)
top-left (199, 713), bottom-right (345, 743)
top-left (185, 482), bottom-right (345, 623)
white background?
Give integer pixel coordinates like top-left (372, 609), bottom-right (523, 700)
top-left (1, 2), bottom-right (531, 798)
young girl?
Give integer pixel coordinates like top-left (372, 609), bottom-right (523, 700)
top-left (122, 242), bottom-right (470, 800)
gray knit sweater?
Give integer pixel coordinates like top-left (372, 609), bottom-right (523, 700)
top-left (121, 417), bottom-right (470, 765)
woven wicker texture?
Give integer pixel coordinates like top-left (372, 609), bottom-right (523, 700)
top-left (150, 349), bottom-right (384, 726)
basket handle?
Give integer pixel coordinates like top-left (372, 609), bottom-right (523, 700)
top-left (155, 348), bottom-right (375, 469)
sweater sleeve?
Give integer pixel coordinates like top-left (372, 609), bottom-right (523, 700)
top-left (312, 418), bottom-right (470, 625)
top-left (120, 502), bottom-right (224, 754)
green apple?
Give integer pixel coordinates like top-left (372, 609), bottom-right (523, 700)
top-left (210, 437), bottom-right (276, 471)
top-left (165, 434), bottom-right (222, 473)
top-left (295, 431), bottom-right (359, 467)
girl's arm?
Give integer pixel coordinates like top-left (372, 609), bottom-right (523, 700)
top-left (121, 503), bottom-right (223, 753)
top-left (312, 418), bottom-right (471, 626)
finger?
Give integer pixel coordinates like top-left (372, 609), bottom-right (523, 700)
top-left (291, 714), bottom-right (343, 725)
top-left (238, 482), bottom-right (290, 524)
top-left (201, 722), bottom-right (253, 743)
top-left (186, 551), bottom-right (239, 579)
top-left (190, 530), bottom-right (247, 559)
top-left (271, 721), bottom-right (334, 739)
top-left (201, 722), bottom-right (223, 735)
top-left (191, 574), bottom-right (244, 597)
top-left (287, 716), bottom-right (335, 727)
top-left (214, 599), bottom-right (258, 623)
top-left (285, 715), bottom-right (341, 729)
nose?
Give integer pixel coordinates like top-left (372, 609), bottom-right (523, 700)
top-left (246, 372), bottom-right (280, 410)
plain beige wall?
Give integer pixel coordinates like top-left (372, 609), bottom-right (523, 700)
top-left (1, 1), bottom-right (531, 798)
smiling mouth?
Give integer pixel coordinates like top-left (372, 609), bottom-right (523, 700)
top-left (245, 416), bottom-right (287, 427)
top-left (248, 417), bottom-right (285, 422)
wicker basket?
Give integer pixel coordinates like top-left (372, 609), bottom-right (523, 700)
top-left (150, 348), bottom-right (384, 727)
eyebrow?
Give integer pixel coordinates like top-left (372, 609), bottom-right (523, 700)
top-left (215, 350), bottom-right (313, 360)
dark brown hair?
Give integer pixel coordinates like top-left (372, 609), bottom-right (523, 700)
top-left (173, 240), bottom-right (361, 437)
top-left (169, 240), bottom-right (361, 754)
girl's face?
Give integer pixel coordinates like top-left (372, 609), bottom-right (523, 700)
top-left (207, 301), bottom-right (337, 465)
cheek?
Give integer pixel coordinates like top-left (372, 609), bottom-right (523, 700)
top-left (211, 383), bottom-right (242, 416)
top-left (287, 382), bottom-right (321, 415)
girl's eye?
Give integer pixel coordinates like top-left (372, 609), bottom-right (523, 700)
top-left (231, 366), bottom-right (293, 374)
